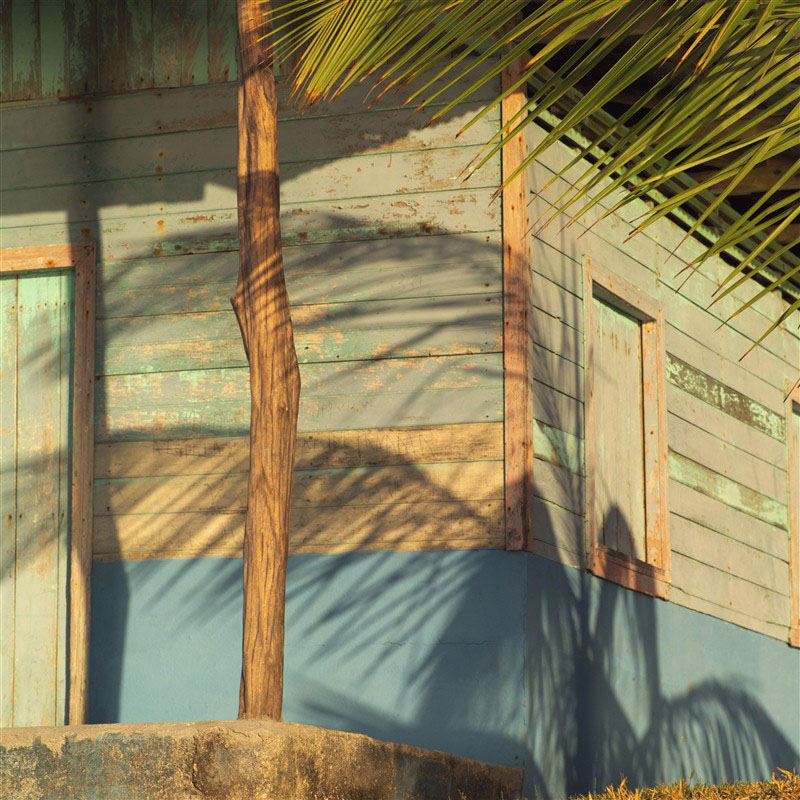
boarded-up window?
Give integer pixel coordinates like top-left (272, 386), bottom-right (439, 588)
top-left (584, 259), bottom-right (669, 599)
top-left (789, 386), bottom-right (800, 646)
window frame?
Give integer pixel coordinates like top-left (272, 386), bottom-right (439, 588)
top-left (583, 258), bottom-right (670, 599)
top-left (0, 243), bottom-right (96, 722)
top-left (787, 380), bottom-right (800, 647)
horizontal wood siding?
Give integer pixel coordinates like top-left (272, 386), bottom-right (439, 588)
top-left (0, 72), bottom-right (504, 559)
top-left (0, 0), bottom-right (238, 102)
top-left (525, 121), bottom-right (799, 643)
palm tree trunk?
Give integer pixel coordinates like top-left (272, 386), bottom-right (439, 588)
top-left (233, 0), bottom-right (300, 720)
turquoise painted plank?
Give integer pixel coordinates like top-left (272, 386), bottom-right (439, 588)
top-left (13, 272), bottom-right (64, 726)
top-left (0, 75), bottom-right (499, 151)
top-left (38, 0), bottom-right (65, 99)
top-left (668, 450), bottom-right (788, 531)
top-left (10, 0), bottom-right (40, 100)
top-left (207, 0), bottom-right (236, 84)
top-left (97, 236), bottom-right (501, 317)
top-left (2, 102), bottom-right (500, 190)
top-left (97, 0), bottom-right (126, 92)
top-left (0, 189), bottom-right (500, 263)
top-left (63, 0), bottom-right (96, 96)
top-left (181, 0), bottom-right (208, 87)
top-left (666, 354), bottom-right (785, 442)
top-left (153, 0), bottom-right (182, 88)
top-left (0, 275), bottom-right (18, 727)
top-left (0, 146), bottom-right (500, 223)
top-left (96, 294), bottom-right (502, 375)
top-left (123, 0), bottom-right (154, 92)
top-left (95, 354), bottom-right (504, 441)
top-left (0, 0), bottom-right (12, 100)
top-left (534, 419), bottom-right (583, 477)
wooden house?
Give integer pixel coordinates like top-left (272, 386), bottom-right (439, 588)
top-left (1, 3), bottom-right (798, 797)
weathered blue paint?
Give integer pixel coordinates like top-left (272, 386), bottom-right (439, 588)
top-left (89, 551), bottom-right (800, 799)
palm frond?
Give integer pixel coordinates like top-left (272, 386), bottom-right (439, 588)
top-left (267, 0), bottom-right (800, 343)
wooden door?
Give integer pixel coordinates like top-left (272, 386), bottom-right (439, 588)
top-left (1, 269), bottom-right (73, 727)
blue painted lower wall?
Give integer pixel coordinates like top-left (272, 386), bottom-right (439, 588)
top-left (89, 551), bottom-right (799, 799)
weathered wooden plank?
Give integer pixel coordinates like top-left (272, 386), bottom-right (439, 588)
top-left (666, 354), bottom-right (785, 441)
top-left (0, 0), bottom-right (12, 101)
top-left (63, 0), bottom-right (97, 97)
top-left (10, 0), bottom-right (40, 101)
top-left (95, 354), bottom-right (503, 441)
top-left (95, 460), bottom-right (504, 517)
top-left (96, 0), bottom-right (126, 94)
top-left (670, 585), bottom-right (788, 642)
top-left (534, 419), bottom-right (583, 476)
top-left (38, 0), bottom-right (65, 99)
top-left (789, 388), bottom-right (800, 646)
top-left (0, 187), bottom-right (500, 261)
top-left (530, 306), bottom-right (583, 367)
top-left (2, 101), bottom-right (500, 191)
top-left (152, 0), bottom-right (182, 88)
top-left (531, 342), bottom-right (584, 402)
top-left (1, 71), bottom-right (498, 150)
top-left (532, 458), bottom-right (584, 516)
top-left (531, 271), bottom-right (582, 331)
top-left (665, 324), bottom-right (781, 414)
top-left (97, 236), bottom-right (501, 318)
top-left (531, 495), bottom-right (584, 564)
top-left (93, 499), bottom-right (505, 560)
top-left (94, 422), bottom-right (504, 479)
top-left (13, 272), bottom-right (62, 726)
top-left (668, 451), bottom-right (787, 530)
top-left (666, 381), bottom-right (786, 467)
top-left (1, 145), bottom-right (500, 228)
top-left (181, 0), bottom-right (208, 87)
top-left (671, 513), bottom-right (790, 597)
top-left (670, 481), bottom-right (788, 561)
top-left (533, 378), bottom-right (583, 438)
top-left (96, 294), bottom-right (502, 375)
top-left (671, 552), bottom-right (789, 628)
top-left (668, 413), bottom-right (786, 503)
top-left (0, 274), bottom-right (18, 727)
top-left (122, 0), bottom-right (154, 92)
top-left (207, 0), bottom-right (236, 84)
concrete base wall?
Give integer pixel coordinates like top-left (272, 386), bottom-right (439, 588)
top-left (0, 720), bottom-right (522, 800)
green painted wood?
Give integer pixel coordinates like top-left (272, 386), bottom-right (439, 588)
top-left (95, 354), bottom-right (503, 442)
top-left (96, 0), bottom-right (125, 94)
top-left (181, 0), bottom-right (208, 87)
top-left (152, 0), bottom-right (182, 88)
top-left (0, 0), bottom-right (12, 100)
top-left (63, 0), bottom-right (97, 96)
top-left (533, 419), bottom-right (583, 476)
top-left (2, 103), bottom-right (499, 191)
top-left (533, 377), bottom-right (583, 438)
top-left (0, 146), bottom-right (500, 228)
top-left (207, 0), bottom-right (236, 85)
top-left (96, 294), bottom-right (502, 375)
top-left (666, 354), bottom-right (785, 442)
top-left (668, 450), bottom-right (788, 530)
top-left (10, 0), bottom-right (40, 100)
top-left (0, 275), bottom-right (18, 728)
top-left (124, 0), bottom-right (154, 92)
top-left (97, 237), bottom-right (501, 318)
top-left (10, 270), bottom-right (71, 727)
top-left (38, 0), bottom-right (65, 99)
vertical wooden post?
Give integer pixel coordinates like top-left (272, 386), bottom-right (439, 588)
top-left (234, 0), bottom-right (301, 720)
top-left (502, 61), bottom-right (533, 551)
top-left (68, 244), bottom-right (96, 724)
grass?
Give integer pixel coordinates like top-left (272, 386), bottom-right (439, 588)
top-left (570, 770), bottom-right (800, 800)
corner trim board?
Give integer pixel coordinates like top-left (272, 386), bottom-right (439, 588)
top-left (501, 61), bottom-right (534, 552)
top-left (1, 243), bottom-right (96, 723)
top-left (787, 380), bottom-right (800, 647)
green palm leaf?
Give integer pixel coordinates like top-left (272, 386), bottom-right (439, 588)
top-left (268, 0), bottom-right (800, 346)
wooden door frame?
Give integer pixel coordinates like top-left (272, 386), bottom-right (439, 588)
top-left (583, 257), bottom-right (670, 599)
top-left (787, 380), bottom-right (800, 647)
top-left (1, 243), bottom-right (96, 723)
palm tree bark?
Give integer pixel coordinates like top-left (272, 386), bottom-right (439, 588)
top-left (233, 0), bottom-right (300, 720)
